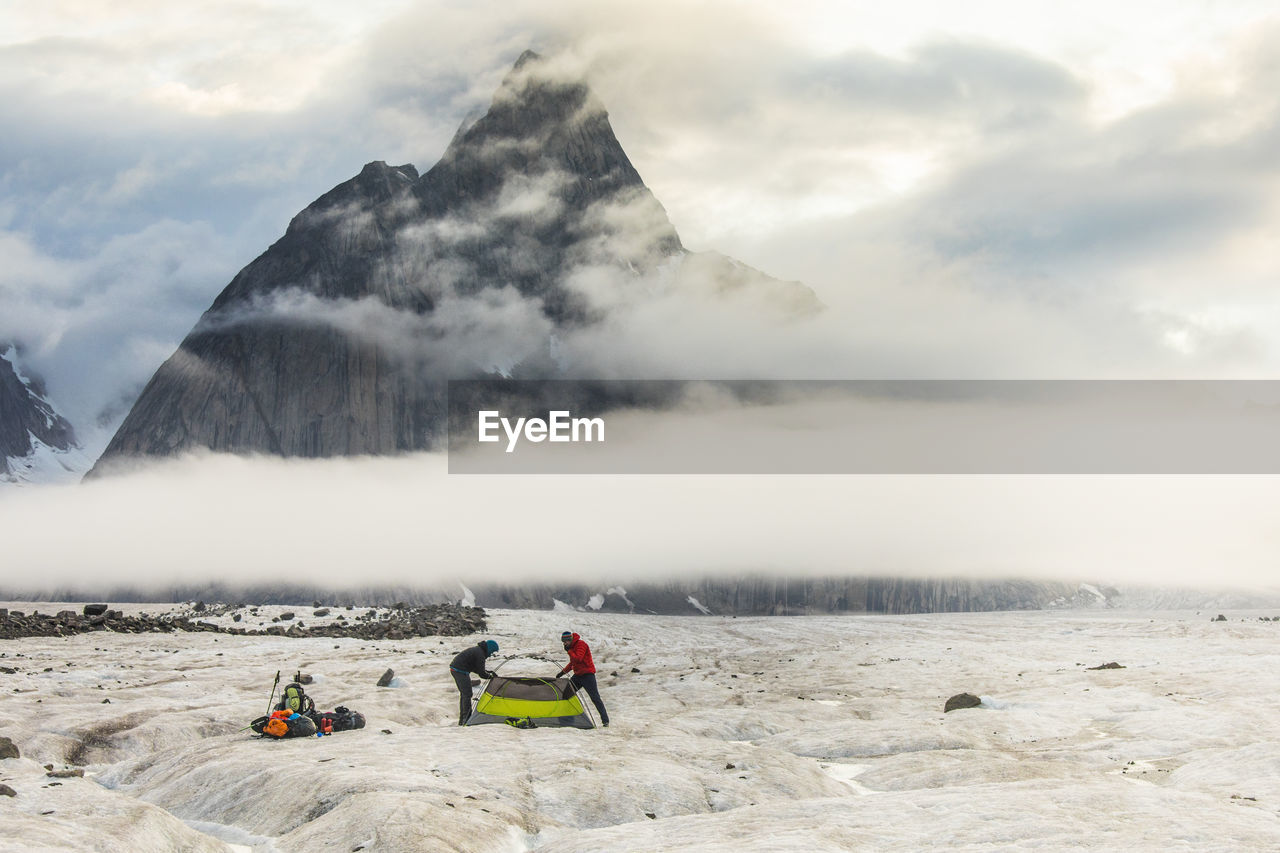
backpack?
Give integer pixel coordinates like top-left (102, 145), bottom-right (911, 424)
top-left (251, 709), bottom-right (318, 738)
top-left (313, 706), bottom-right (366, 733)
top-left (277, 682), bottom-right (315, 715)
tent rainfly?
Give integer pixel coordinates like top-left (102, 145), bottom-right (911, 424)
top-left (466, 675), bottom-right (596, 729)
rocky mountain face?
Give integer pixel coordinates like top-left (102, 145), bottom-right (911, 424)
top-left (0, 344), bottom-right (81, 483)
top-left (466, 577), bottom-right (1083, 615)
top-left (5, 577), bottom-right (1093, 616)
top-left (92, 51), bottom-right (817, 473)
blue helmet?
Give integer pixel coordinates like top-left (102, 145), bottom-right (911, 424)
top-left (483, 640), bottom-right (499, 654)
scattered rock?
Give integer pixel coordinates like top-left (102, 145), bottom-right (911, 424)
top-left (944, 693), bottom-right (982, 713)
top-left (0, 784), bottom-right (14, 797)
top-left (1088, 662), bottom-right (1125, 670)
top-left (82, 604), bottom-right (108, 617)
top-left (376, 669), bottom-right (395, 687)
top-left (1213, 614), bottom-right (1227, 622)
top-left (299, 674), bottom-right (314, 685)
top-left (313, 608), bottom-right (330, 617)
top-left (645, 812), bottom-right (657, 819)
top-left (0, 736), bottom-right (19, 760)
top-left (46, 769), bottom-right (84, 778)
top-left (0, 666), bottom-right (15, 674)
top-left (280, 612), bottom-right (295, 621)
top-left (0, 603), bottom-right (486, 641)
top-left (192, 601), bottom-right (206, 612)
top-left (101, 698), bottom-right (111, 704)
top-left (631, 667), bottom-right (641, 673)
top-left (380, 729), bottom-right (392, 735)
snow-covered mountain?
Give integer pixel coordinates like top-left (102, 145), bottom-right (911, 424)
top-left (0, 344), bottom-right (88, 485)
top-left (91, 50), bottom-right (817, 474)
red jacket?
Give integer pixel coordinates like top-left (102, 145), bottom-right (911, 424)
top-left (558, 633), bottom-right (596, 676)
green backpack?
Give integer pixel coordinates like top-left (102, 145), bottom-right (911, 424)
top-left (279, 682), bottom-right (315, 715)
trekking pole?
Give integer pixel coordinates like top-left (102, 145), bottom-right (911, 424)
top-left (266, 670), bottom-right (281, 715)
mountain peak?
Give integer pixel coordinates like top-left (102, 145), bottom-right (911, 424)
top-left (512, 49), bottom-right (544, 70)
top-left (1, 343), bottom-right (81, 483)
top-left (91, 51), bottom-right (814, 471)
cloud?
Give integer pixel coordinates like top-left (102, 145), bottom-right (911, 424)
top-left (2, 451), bottom-right (1278, 593)
top-left (0, 220), bottom-right (240, 439)
top-left (4, 0), bottom-right (1280, 454)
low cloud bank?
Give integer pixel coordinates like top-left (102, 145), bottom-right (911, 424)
top-left (2, 451), bottom-right (1278, 595)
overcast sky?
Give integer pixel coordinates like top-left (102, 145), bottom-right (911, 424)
top-left (4, 0), bottom-right (1280, 433)
top-left (3, 2), bottom-right (1280, 593)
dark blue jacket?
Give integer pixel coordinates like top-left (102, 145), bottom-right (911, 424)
top-left (449, 642), bottom-right (492, 676)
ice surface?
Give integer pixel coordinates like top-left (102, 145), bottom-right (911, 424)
top-left (2, 606), bottom-right (1280, 851)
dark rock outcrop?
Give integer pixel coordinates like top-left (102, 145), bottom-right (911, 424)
top-left (2, 575), bottom-right (1103, 617)
top-left (0, 344), bottom-right (78, 478)
top-left (0, 604), bottom-right (484, 640)
top-left (467, 576), bottom-right (1080, 616)
top-left (91, 51), bottom-right (816, 473)
top-left (944, 693), bottom-right (982, 712)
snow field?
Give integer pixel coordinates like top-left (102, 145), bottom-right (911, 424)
top-left (2, 607), bottom-right (1280, 850)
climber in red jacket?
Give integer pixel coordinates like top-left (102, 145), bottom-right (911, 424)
top-left (556, 631), bottom-right (610, 727)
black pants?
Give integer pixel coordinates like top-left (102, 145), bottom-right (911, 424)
top-left (571, 672), bottom-right (609, 726)
top-left (451, 668), bottom-right (473, 725)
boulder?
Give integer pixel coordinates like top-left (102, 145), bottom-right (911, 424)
top-left (82, 604), bottom-right (108, 617)
top-left (0, 736), bottom-right (19, 760)
top-left (376, 668), bottom-right (395, 687)
top-left (944, 693), bottom-right (982, 713)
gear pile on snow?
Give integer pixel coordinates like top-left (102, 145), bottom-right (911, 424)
top-left (251, 680), bottom-right (366, 739)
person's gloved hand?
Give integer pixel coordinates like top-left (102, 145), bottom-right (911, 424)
top-left (483, 670), bottom-right (497, 679)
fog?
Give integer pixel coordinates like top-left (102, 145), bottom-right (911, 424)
top-left (2, 451), bottom-right (1278, 595)
top-left (5, 5), bottom-right (1280, 600)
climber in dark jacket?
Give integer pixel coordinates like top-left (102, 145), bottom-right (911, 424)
top-left (450, 639), bottom-right (498, 726)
